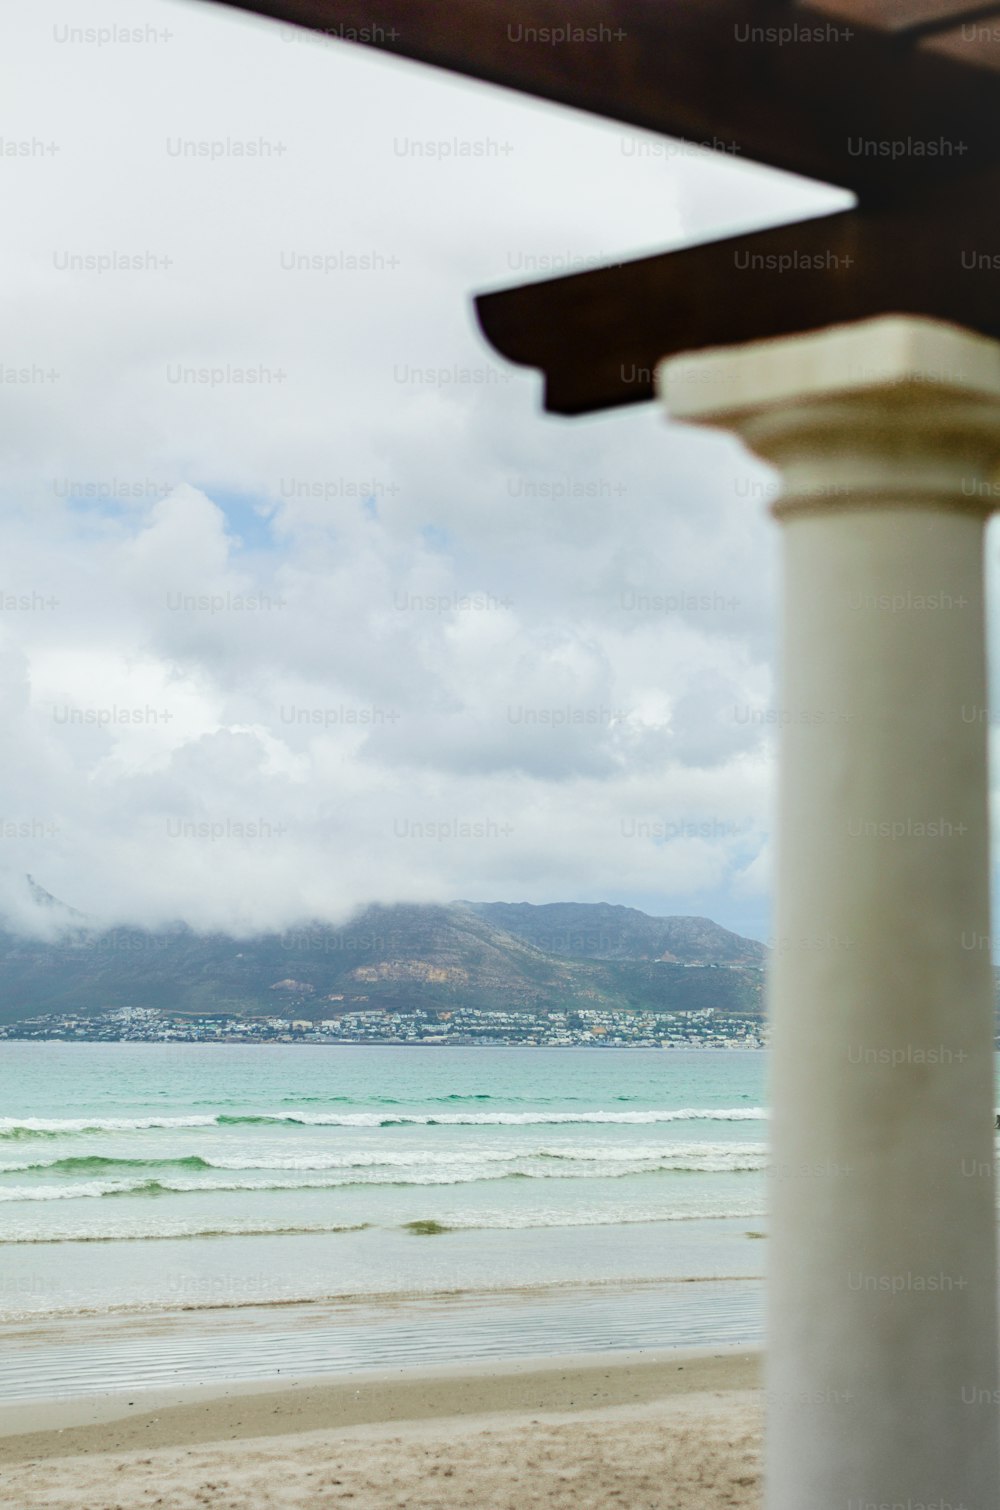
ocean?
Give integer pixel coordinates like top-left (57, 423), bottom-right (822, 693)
top-left (0, 1042), bottom-right (769, 1398)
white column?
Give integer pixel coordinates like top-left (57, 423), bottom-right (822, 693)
top-left (659, 316), bottom-right (1000, 1510)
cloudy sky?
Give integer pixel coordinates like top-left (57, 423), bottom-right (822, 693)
top-left (4, 0), bottom-right (974, 944)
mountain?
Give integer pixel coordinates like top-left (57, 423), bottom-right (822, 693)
top-left (465, 902), bottom-right (767, 966)
top-left (25, 875), bottom-right (84, 919)
top-left (0, 888), bottom-right (766, 1026)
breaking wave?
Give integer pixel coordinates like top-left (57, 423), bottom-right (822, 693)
top-left (0, 1107), bottom-right (767, 1139)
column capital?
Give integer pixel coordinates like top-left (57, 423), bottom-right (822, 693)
top-left (657, 315), bottom-right (1000, 518)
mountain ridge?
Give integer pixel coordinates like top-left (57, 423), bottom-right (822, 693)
top-left (464, 901), bottom-right (767, 966)
top-left (0, 889), bottom-right (766, 1025)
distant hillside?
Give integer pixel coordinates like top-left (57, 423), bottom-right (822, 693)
top-left (467, 902), bottom-right (768, 966)
top-left (0, 890), bottom-right (767, 1026)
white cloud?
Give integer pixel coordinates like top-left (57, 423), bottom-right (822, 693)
top-left (0, 0), bottom-right (865, 940)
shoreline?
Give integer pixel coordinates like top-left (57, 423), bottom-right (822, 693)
top-left (0, 1038), bottom-right (767, 1049)
top-left (1, 1267), bottom-right (766, 1323)
top-left (0, 1344), bottom-right (762, 1461)
top-left (0, 1274), bottom-right (764, 1405)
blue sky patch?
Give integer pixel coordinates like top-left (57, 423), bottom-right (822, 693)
top-left (202, 490), bottom-right (281, 554)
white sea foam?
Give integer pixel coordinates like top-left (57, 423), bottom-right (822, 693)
top-left (0, 1140), bottom-right (771, 1176)
top-left (0, 1107), bottom-right (768, 1137)
top-left (0, 1152), bottom-right (770, 1201)
top-left (0, 1204), bottom-right (768, 1245)
top-left (0, 1115), bottom-right (219, 1136)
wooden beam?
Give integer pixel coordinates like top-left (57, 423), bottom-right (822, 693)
top-left (475, 168), bottom-right (1000, 413)
top-left (206, 0), bottom-right (1000, 194)
top-left (796, 0), bottom-right (999, 33)
top-left (922, 15), bottom-right (1000, 65)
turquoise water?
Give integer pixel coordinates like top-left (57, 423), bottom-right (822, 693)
top-left (0, 1044), bottom-right (770, 1395)
top-left (0, 1043), bottom-right (769, 1251)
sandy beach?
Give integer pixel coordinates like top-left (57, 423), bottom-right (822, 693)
top-left (0, 1347), bottom-right (762, 1508)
